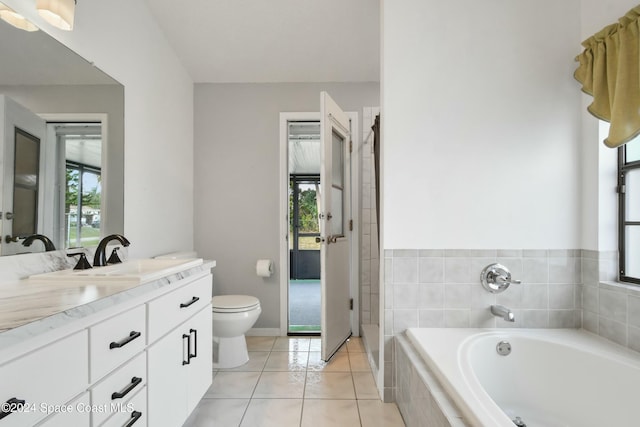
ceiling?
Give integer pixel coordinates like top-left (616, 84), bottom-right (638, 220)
top-left (144, 0), bottom-right (380, 83)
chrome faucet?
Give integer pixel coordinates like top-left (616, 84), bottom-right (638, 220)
top-left (490, 304), bottom-right (515, 322)
top-left (22, 234), bottom-right (56, 251)
top-left (93, 234), bottom-right (130, 267)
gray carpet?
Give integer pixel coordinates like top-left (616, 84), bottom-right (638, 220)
top-left (289, 280), bottom-right (320, 328)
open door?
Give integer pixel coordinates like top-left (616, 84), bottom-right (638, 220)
top-left (0, 96), bottom-right (46, 256)
top-left (320, 92), bottom-right (352, 361)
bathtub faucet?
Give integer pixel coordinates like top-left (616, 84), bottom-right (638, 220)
top-left (490, 304), bottom-right (515, 322)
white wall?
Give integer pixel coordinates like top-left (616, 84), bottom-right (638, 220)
top-left (382, 0), bottom-right (582, 250)
top-left (3, 0), bottom-right (195, 258)
top-left (194, 83), bottom-right (379, 328)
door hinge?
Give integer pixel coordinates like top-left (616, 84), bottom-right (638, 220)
top-left (350, 298), bottom-right (353, 310)
top-left (617, 184), bottom-right (626, 194)
top-left (349, 140), bottom-right (353, 153)
top-left (349, 219), bottom-right (353, 231)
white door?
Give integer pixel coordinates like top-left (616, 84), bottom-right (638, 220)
top-left (320, 92), bottom-right (352, 361)
top-left (0, 96), bottom-right (46, 256)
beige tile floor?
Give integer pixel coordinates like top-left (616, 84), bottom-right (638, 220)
top-left (183, 336), bottom-right (405, 427)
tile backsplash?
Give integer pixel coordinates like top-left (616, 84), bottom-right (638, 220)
top-left (384, 249), bottom-right (582, 333)
top-left (382, 248), bottom-right (640, 402)
top-left (582, 250), bottom-right (640, 353)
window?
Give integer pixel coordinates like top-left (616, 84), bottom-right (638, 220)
top-left (55, 123), bottom-right (102, 249)
top-left (618, 139), bottom-right (640, 284)
top-left (65, 162), bottom-right (101, 248)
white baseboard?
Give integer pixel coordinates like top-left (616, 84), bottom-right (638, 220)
top-left (247, 328), bottom-right (281, 336)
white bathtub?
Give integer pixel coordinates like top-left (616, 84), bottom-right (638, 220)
top-left (406, 328), bottom-right (640, 427)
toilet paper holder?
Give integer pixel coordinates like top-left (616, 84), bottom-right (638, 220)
top-left (256, 259), bottom-right (274, 277)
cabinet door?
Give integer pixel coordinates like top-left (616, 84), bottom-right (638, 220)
top-left (186, 305), bottom-right (212, 413)
top-left (147, 323), bottom-right (189, 427)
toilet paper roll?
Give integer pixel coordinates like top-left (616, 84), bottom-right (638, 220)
top-left (256, 259), bottom-right (274, 277)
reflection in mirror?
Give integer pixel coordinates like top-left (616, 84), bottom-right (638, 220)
top-left (0, 17), bottom-right (124, 256)
top-left (59, 123), bottom-right (102, 248)
top-left (13, 128), bottom-right (40, 237)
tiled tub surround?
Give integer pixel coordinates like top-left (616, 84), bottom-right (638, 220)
top-left (395, 332), bottom-right (468, 427)
top-left (384, 248), bottom-right (640, 402)
top-left (582, 250), bottom-right (640, 353)
top-left (383, 249), bottom-right (583, 401)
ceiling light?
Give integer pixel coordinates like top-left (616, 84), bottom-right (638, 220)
top-left (37, 0), bottom-right (75, 31)
top-left (0, 3), bottom-right (38, 32)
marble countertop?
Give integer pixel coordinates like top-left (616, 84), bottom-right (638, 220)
top-left (0, 260), bottom-right (216, 348)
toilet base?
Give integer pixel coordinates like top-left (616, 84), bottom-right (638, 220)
top-left (212, 335), bottom-right (249, 369)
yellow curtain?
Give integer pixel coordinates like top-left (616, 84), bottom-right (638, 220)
top-left (574, 6), bottom-right (640, 148)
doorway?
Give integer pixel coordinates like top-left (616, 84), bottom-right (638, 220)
top-left (287, 121), bottom-right (322, 334)
top-left (279, 99), bottom-right (360, 357)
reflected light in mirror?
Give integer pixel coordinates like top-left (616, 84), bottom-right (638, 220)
top-left (0, 3), bottom-right (38, 32)
top-left (37, 0), bottom-right (75, 31)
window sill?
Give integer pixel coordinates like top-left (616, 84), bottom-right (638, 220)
top-left (599, 280), bottom-right (640, 295)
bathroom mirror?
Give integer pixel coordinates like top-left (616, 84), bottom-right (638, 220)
top-left (0, 19), bottom-right (124, 256)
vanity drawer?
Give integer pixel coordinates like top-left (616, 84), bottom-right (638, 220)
top-left (147, 274), bottom-right (212, 343)
top-left (90, 352), bottom-right (146, 426)
top-left (89, 305), bottom-right (146, 382)
top-left (36, 393), bottom-right (90, 427)
top-left (101, 386), bottom-right (146, 427)
top-left (0, 331), bottom-right (88, 427)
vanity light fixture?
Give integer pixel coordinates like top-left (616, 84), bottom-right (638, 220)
top-left (37, 0), bottom-right (76, 31)
top-left (0, 2), bottom-right (38, 31)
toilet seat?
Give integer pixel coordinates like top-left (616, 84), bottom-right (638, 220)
top-left (212, 295), bottom-right (260, 313)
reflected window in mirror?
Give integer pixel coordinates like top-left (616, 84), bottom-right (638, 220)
top-left (51, 123), bottom-right (102, 249)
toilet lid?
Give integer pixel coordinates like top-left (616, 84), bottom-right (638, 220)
top-left (212, 295), bottom-right (260, 313)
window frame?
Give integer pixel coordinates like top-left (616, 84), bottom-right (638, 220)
top-left (618, 145), bottom-right (640, 284)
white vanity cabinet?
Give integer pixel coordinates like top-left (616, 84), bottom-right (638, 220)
top-left (0, 330), bottom-right (88, 427)
top-left (0, 266), bottom-right (214, 427)
top-left (147, 277), bottom-right (212, 427)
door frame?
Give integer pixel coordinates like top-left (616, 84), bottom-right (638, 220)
top-left (279, 111), bottom-right (360, 337)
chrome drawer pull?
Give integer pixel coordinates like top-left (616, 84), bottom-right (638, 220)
top-left (0, 397), bottom-right (25, 420)
top-left (111, 377), bottom-right (142, 400)
top-left (180, 296), bottom-right (200, 308)
top-left (109, 331), bottom-right (141, 349)
top-left (124, 410), bottom-right (142, 427)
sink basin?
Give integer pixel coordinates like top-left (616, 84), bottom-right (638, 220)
top-left (29, 258), bottom-right (204, 283)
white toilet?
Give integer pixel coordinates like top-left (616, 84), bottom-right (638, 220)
top-left (211, 294), bottom-right (261, 369)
